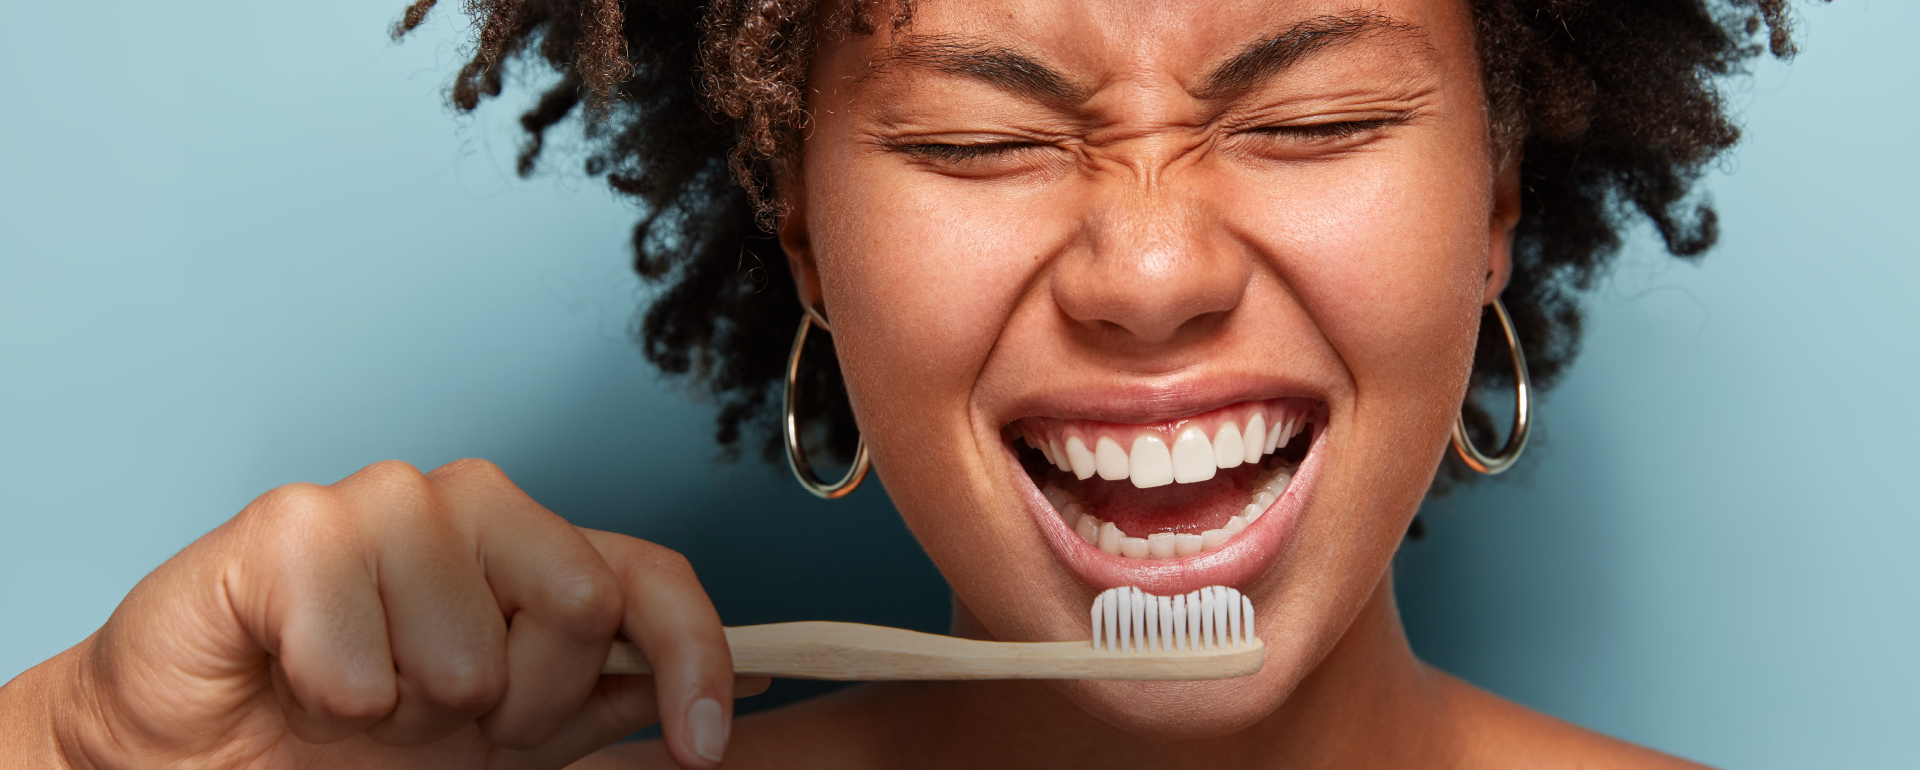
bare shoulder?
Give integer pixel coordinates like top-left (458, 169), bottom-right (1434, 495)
top-left (1433, 669), bottom-right (1714, 770)
top-left (571, 685), bottom-right (902, 770)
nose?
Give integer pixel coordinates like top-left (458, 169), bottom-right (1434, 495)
top-left (1050, 183), bottom-right (1252, 348)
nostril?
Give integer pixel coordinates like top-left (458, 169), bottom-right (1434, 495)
top-left (1050, 237), bottom-right (1252, 346)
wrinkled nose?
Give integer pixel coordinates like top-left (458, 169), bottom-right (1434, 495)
top-left (1050, 183), bottom-right (1251, 348)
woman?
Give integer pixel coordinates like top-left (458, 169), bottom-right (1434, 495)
top-left (0, 0), bottom-right (1801, 767)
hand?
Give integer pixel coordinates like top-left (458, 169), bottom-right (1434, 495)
top-left (4, 459), bottom-right (763, 769)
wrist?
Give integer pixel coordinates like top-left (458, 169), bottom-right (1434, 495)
top-left (1, 639), bottom-right (97, 770)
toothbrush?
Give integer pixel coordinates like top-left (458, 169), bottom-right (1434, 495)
top-left (601, 585), bottom-right (1262, 681)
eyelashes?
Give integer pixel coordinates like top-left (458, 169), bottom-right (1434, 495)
top-left (893, 141), bottom-right (1042, 162)
top-left (888, 117), bottom-right (1408, 170)
top-left (1250, 117), bottom-right (1404, 140)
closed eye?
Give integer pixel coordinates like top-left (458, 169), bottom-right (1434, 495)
top-left (1252, 117), bottom-right (1404, 140)
top-left (894, 141), bottom-right (1041, 162)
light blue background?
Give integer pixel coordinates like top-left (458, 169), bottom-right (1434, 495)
top-left (1, 2), bottom-right (1911, 766)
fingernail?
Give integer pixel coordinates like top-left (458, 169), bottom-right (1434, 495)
top-left (687, 697), bottom-right (728, 764)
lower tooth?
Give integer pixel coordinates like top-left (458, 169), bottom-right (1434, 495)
top-left (1244, 503), bottom-right (1264, 522)
top-left (1174, 533), bottom-right (1204, 557)
top-left (1042, 484), bottom-right (1072, 511)
top-left (1076, 514), bottom-right (1101, 545)
top-left (1061, 502), bottom-right (1084, 524)
top-left (1120, 537), bottom-right (1150, 559)
top-left (1225, 514), bottom-right (1249, 533)
top-left (1201, 529), bottom-right (1232, 550)
top-left (1147, 532), bottom-right (1177, 559)
top-left (1098, 522), bottom-right (1124, 555)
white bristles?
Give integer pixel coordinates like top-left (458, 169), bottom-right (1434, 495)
top-left (1102, 590), bottom-right (1119, 651)
top-left (1121, 583), bottom-right (1136, 652)
top-left (1172, 593), bottom-right (1187, 651)
top-left (1200, 588), bottom-right (1215, 649)
top-left (1091, 585), bottom-right (1258, 652)
top-left (1145, 591), bottom-right (1160, 651)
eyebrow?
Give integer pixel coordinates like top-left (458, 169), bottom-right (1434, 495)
top-left (1201, 12), bottom-right (1425, 97)
top-left (886, 36), bottom-right (1087, 105)
top-left (884, 11), bottom-right (1423, 106)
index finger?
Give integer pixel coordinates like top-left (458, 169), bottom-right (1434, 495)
top-left (579, 529), bottom-right (736, 770)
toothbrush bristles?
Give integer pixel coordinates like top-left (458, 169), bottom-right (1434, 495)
top-left (1091, 585), bottom-right (1256, 652)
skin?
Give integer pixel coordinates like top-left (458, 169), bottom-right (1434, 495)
top-left (0, 0), bottom-right (1710, 768)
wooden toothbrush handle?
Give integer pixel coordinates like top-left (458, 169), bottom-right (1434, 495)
top-left (601, 621), bottom-right (1263, 681)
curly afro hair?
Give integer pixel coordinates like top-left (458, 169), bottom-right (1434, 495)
top-left (394, 0), bottom-right (1809, 486)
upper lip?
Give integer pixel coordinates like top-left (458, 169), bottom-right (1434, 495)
top-left (991, 372), bottom-right (1330, 428)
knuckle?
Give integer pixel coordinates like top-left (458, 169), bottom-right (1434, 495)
top-left (245, 482), bottom-right (344, 534)
top-left (540, 568), bottom-right (625, 634)
top-left (353, 459), bottom-right (433, 497)
top-left (417, 656), bottom-right (507, 713)
top-left (632, 542), bottom-right (695, 578)
top-left (428, 457), bottom-right (512, 488)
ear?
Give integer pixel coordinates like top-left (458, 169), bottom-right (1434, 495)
top-left (777, 172), bottom-right (826, 318)
top-left (1483, 153), bottom-right (1522, 305)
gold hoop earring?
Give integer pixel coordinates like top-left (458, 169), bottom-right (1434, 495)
top-left (784, 311), bottom-right (870, 498)
top-left (1451, 298), bottom-right (1532, 475)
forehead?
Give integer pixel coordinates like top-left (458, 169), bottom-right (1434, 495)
top-left (828, 0), bottom-right (1471, 96)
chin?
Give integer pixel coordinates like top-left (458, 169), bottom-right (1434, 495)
top-left (1051, 674), bottom-right (1296, 738)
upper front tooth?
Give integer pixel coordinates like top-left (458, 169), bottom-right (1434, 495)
top-left (1242, 414), bottom-right (1266, 463)
top-left (1129, 435), bottom-right (1174, 488)
top-left (1170, 427), bottom-right (1217, 484)
top-left (1064, 436), bottom-right (1096, 480)
top-left (1213, 423), bottom-right (1244, 469)
top-left (1094, 437), bottom-right (1129, 481)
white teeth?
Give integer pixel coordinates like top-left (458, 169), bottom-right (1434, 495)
top-left (1076, 513), bottom-right (1100, 544)
top-left (1242, 414), bottom-right (1266, 464)
top-left (1042, 484), bottom-right (1072, 511)
top-left (1094, 437), bottom-right (1129, 481)
top-left (1265, 419), bottom-right (1284, 453)
top-left (1060, 502), bottom-right (1084, 526)
top-left (1213, 423), bottom-right (1244, 469)
top-left (1128, 435), bottom-right (1174, 488)
top-left (1174, 533), bottom-right (1204, 557)
top-left (1041, 419), bottom-right (1304, 561)
top-left (1049, 437), bottom-right (1072, 472)
top-left (1064, 436), bottom-right (1096, 480)
top-left (1170, 427), bottom-right (1217, 484)
top-left (1147, 532), bottom-right (1177, 559)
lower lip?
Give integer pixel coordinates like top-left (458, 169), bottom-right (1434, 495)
top-left (1015, 428), bottom-right (1323, 596)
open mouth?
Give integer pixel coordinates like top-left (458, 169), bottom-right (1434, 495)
top-left (1007, 397), bottom-right (1323, 562)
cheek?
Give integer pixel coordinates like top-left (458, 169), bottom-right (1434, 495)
top-left (1229, 149), bottom-right (1492, 402)
top-left (800, 152), bottom-right (1055, 463)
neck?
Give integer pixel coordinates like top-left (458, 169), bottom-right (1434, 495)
top-left (865, 570), bottom-right (1451, 768)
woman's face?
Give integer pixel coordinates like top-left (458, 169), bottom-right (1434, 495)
top-left (781, 0), bottom-right (1516, 735)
